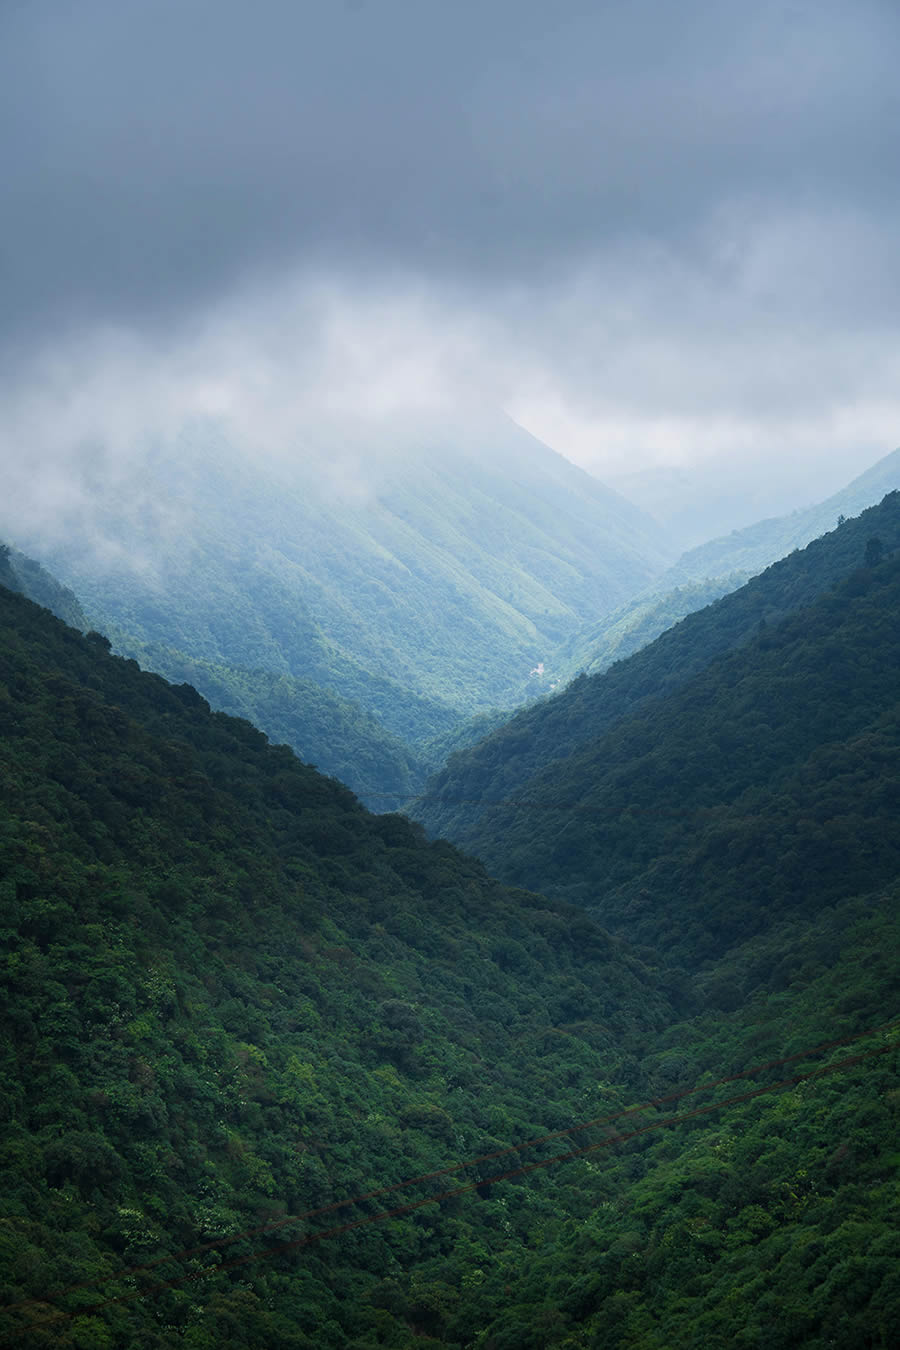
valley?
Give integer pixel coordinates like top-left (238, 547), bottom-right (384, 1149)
top-left (1, 446), bottom-right (898, 1347)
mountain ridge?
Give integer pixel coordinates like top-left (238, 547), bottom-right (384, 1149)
top-left (412, 490), bottom-right (900, 844)
top-left (11, 417), bottom-right (673, 730)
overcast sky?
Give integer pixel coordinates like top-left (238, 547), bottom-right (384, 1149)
top-left (2, 0), bottom-right (899, 530)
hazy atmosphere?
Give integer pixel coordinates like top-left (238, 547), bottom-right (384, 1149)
top-left (3, 0), bottom-right (899, 537)
top-left (4, 7), bottom-right (900, 1347)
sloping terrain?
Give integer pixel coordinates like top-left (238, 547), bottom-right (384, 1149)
top-left (11, 417), bottom-right (672, 727)
top-left (550, 573), bottom-right (748, 686)
top-left (664, 446), bottom-right (900, 588)
top-left (546, 447), bottom-right (900, 690)
top-left (414, 492), bottom-right (900, 845)
top-left (0, 542), bottom-right (86, 630)
top-left (447, 553), bottom-right (900, 964)
top-left (0, 581), bottom-right (897, 1347)
top-left (0, 583), bottom-right (670, 1348)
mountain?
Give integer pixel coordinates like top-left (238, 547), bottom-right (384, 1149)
top-left (413, 491), bottom-right (900, 849)
top-left (2, 561), bottom-right (899, 1347)
top-left (0, 578), bottom-right (671, 1346)
top-left (436, 550), bottom-right (900, 964)
top-left (544, 447), bottom-right (900, 690)
top-left (609, 463), bottom-right (789, 547)
top-left (0, 542), bottom-right (86, 630)
top-left (98, 635), bottom-right (426, 810)
top-left (609, 448), bottom-right (886, 548)
top-left (549, 572), bottom-right (750, 685)
top-left (9, 416), bottom-right (673, 738)
top-left (664, 446), bottom-right (900, 588)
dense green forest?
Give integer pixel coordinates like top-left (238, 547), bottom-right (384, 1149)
top-left (89, 635), bottom-right (429, 811)
top-left (414, 493), bottom-right (900, 842)
top-left (431, 549), bottom-right (900, 963)
top-left (1, 565), bottom-right (898, 1346)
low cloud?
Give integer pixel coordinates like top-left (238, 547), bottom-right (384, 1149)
top-left (1, 0), bottom-right (899, 541)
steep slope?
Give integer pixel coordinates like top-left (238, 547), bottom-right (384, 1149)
top-left (0, 539), bottom-right (446, 806)
top-left (466, 891), bottom-right (900, 1349)
top-left (94, 634), bottom-right (430, 809)
top-left (0, 541), bottom-right (86, 630)
top-left (423, 547), bottom-right (900, 966)
top-left (0, 582), bottom-right (673, 1348)
top-left (664, 445), bottom-right (900, 587)
top-left (550, 572), bottom-right (749, 685)
top-left (414, 492), bottom-right (900, 843)
top-left (545, 447), bottom-right (900, 691)
top-left (2, 580), bottom-right (898, 1349)
top-left (13, 416), bottom-right (672, 730)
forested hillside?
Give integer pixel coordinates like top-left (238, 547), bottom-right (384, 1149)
top-left (93, 635), bottom-right (432, 810)
top-left (0, 543), bottom-right (86, 631)
top-left (1, 570), bottom-right (899, 1347)
top-left (441, 551), bottom-right (900, 962)
top-left (0, 582), bottom-right (668, 1348)
top-left (12, 417), bottom-right (671, 731)
top-left (544, 448), bottom-right (900, 690)
top-left (414, 492), bottom-right (900, 842)
top-left (550, 573), bottom-right (748, 686)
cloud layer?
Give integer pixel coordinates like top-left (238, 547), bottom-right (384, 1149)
top-left (2, 0), bottom-right (899, 520)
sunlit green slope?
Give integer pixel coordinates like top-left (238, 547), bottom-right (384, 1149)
top-left (18, 417), bottom-right (672, 728)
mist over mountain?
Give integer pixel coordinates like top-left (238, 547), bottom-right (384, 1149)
top-left (0, 542), bottom-right (86, 631)
top-left (664, 445), bottom-right (900, 586)
top-left (543, 447), bottom-right (900, 688)
top-left (4, 1), bottom-right (900, 1342)
top-left (3, 414), bottom-right (672, 736)
top-left (608, 449), bottom-right (869, 548)
top-left (414, 492), bottom-right (900, 848)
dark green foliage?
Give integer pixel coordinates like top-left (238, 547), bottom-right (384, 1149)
top-left (0, 541), bottom-right (87, 630)
top-left (866, 536), bottom-right (885, 567)
top-left (423, 545), bottom-right (900, 966)
top-left (93, 636), bottom-right (428, 809)
top-left (551, 573), bottom-right (749, 687)
top-left (416, 492), bottom-right (900, 847)
top-left (540, 451), bottom-right (900, 697)
top-left (0, 582), bottom-right (672, 1347)
top-left (1, 530), bottom-right (899, 1347)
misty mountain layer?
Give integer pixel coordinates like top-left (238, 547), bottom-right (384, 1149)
top-left (663, 445), bottom-right (900, 588)
top-left (544, 446), bottom-right (900, 688)
top-left (413, 492), bottom-right (900, 848)
top-left (9, 417), bottom-right (673, 726)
